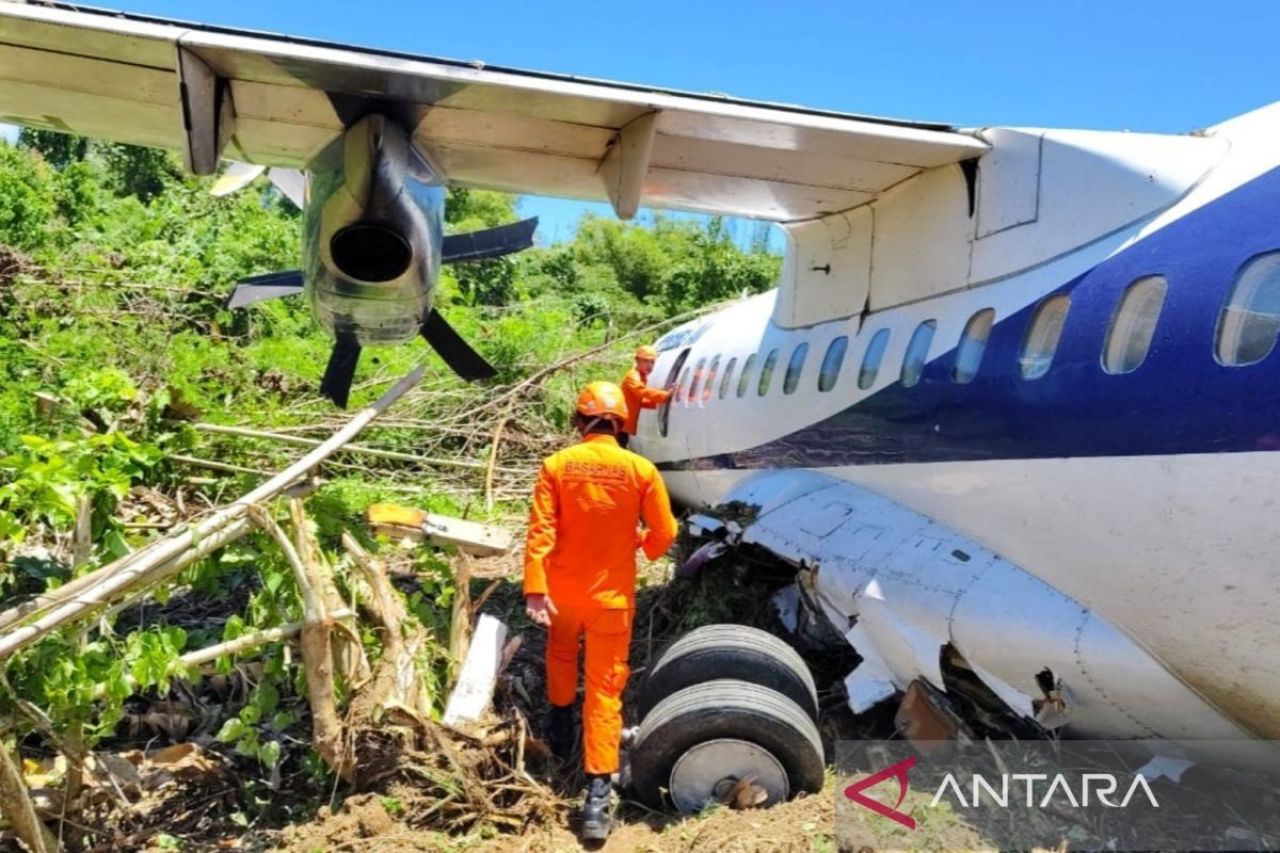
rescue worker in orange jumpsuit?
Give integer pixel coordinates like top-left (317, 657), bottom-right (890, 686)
top-left (523, 381), bottom-right (679, 841)
top-left (619, 345), bottom-right (671, 448)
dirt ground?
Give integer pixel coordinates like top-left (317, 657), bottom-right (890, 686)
top-left (282, 784), bottom-right (839, 853)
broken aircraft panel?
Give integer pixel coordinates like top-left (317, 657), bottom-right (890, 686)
top-left (695, 470), bottom-right (1254, 746)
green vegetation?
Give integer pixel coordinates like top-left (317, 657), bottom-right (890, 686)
top-left (0, 130), bottom-right (782, 829)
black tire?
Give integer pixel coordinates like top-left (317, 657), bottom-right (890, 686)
top-left (629, 679), bottom-right (825, 810)
top-left (636, 623), bottom-right (819, 722)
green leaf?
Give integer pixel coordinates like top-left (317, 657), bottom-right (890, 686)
top-left (222, 614), bottom-right (246, 641)
top-left (258, 740), bottom-right (281, 767)
top-left (102, 529), bottom-right (130, 559)
top-left (233, 730), bottom-right (260, 757)
top-left (216, 718), bottom-right (247, 743)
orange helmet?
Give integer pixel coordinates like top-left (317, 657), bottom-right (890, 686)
top-left (575, 381), bottom-right (628, 422)
top-left (635, 344), bottom-right (658, 361)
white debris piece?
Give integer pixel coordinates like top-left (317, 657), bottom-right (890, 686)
top-left (443, 615), bottom-right (509, 726)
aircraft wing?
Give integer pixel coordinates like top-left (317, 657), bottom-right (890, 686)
top-left (0, 2), bottom-right (989, 221)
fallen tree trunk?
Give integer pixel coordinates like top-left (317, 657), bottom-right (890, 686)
top-left (341, 532), bottom-right (430, 719)
top-left (0, 517), bottom-right (256, 662)
top-left (249, 506), bottom-right (352, 782)
top-left (290, 499), bottom-right (369, 685)
top-left (0, 366), bottom-right (424, 662)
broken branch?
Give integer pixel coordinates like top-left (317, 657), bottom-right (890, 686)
top-left (180, 608), bottom-right (357, 670)
top-left (0, 737), bottom-right (56, 853)
top-left (0, 365), bottom-right (423, 661)
top-left (193, 422), bottom-right (508, 471)
top-left (248, 506), bottom-right (352, 782)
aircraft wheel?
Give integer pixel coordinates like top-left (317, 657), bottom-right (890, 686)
top-left (636, 623), bottom-right (819, 721)
top-left (630, 679), bottom-right (824, 812)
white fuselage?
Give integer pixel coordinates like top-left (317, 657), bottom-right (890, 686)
top-left (633, 104), bottom-right (1280, 740)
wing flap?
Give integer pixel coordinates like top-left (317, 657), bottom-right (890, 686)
top-left (0, 3), bottom-right (989, 221)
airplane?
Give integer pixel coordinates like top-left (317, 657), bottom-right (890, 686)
top-left (2, 0), bottom-right (1278, 807)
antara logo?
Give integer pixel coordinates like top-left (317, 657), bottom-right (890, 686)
top-left (930, 773), bottom-right (1160, 809)
top-left (844, 755), bottom-right (1162, 830)
top-left (843, 756), bottom-right (917, 829)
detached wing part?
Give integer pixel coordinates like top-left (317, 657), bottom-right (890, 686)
top-left (0, 4), bottom-right (987, 222)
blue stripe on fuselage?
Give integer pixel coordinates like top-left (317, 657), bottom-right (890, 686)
top-left (659, 165), bottom-right (1280, 472)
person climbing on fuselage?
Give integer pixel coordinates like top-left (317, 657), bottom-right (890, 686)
top-left (619, 344), bottom-right (671, 448)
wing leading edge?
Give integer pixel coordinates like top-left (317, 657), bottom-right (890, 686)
top-left (0, 3), bottom-right (988, 221)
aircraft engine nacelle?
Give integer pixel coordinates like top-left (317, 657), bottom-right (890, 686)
top-left (222, 113), bottom-right (535, 407)
top-left (303, 114), bottom-right (444, 347)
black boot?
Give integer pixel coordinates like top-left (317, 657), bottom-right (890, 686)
top-left (547, 705), bottom-right (574, 761)
top-left (581, 773), bottom-right (613, 842)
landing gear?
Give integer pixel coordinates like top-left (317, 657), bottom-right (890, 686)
top-left (668, 738), bottom-right (790, 813)
top-left (629, 678), bottom-right (824, 813)
top-left (635, 623), bottom-right (820, 721)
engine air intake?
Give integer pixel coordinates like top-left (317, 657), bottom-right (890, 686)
top-left (330, 224), bottom-right (412, 282)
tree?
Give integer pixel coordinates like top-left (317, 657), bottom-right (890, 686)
top-left (17, 128), bottom-right (89, 168)
top-left (0, 144), bottom-right (56, 251)
top-left (98, 144), bottom-right (181, 203)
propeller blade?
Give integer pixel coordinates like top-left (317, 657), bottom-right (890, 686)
top-left (420, 310), bottom-right (497, 381)
top-left (225, 270), bottom-right (304, 310)
top-left (267, 167), bottom-right (306, 207)
top-left (210, 161), bottom-right (266, 197)
top-left (319, 332), bottom-right (362, 409)
top-left (442, 217), bottom-right (538, 264)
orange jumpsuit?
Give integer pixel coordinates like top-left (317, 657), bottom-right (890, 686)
top-left (620, 368), bottom-right (671, 436)
top-left (523, 433), bottom-right (679, 774)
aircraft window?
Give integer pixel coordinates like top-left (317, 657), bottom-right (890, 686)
top-left (953, 308), bottom-right (995, 384)
top-left (1216, 252), bottom-right (1280, 366)
top-left (703, 356), bottom-right (720, 404)
top-left (858, 329), bottom-right (891, 390)
top-left (737, 354), bottom-right (757, 398)
top-left (1104, 276), bottom-right (1166, 374)
top-left (660, 348), bottom-right (690, 437)
top-left (1019, 295), bottom-right (1071, 380)
top-left (757, 348), bottom-right (780, 396)
top-left (819, 336), bottom-right (849, 392)
top-left (901, 320), bottom-right (937, 388)
top-left (719, 357), bottom-right (738, 399)
top-left (783, 343), bottom-right (809, 394)
top-left (686, 358), bottom-right (707, 406)
top-left (676, 366), bottom-right (692, 405)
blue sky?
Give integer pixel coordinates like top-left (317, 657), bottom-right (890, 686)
top-left (10, 1), bottom-right (1280, 242)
